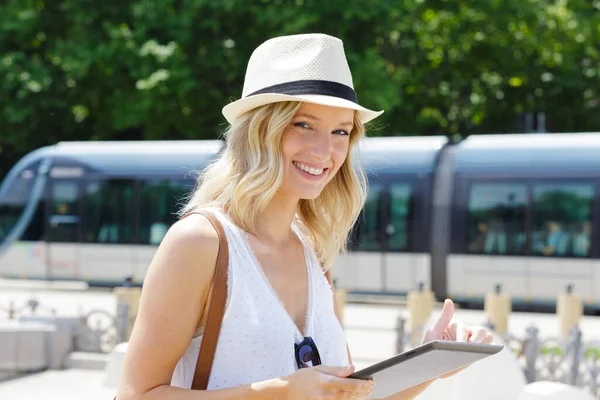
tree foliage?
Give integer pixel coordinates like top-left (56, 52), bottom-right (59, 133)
top-left (1, 0), bottom-right (600, 180)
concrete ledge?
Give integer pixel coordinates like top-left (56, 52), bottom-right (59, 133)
top-left (65, 352), bottom-right (109, 371)
top-left (19, 315), bottom-right (79, 369)
top-left (0, 278), bottom-right (89, 291)
top-left (0, 320), bottom-right (55, 372)
top-left (517, 381), bottom-right (596, 400)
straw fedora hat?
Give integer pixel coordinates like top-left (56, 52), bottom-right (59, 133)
top-left (222, 33), bottom-right (384, 125)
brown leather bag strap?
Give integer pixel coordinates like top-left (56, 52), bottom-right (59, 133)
top-left (190, 210), bottom-right (229, 390)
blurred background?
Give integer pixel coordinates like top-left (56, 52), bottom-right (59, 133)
top-left (2, 0), bottom-right (600, 180)
top-left (1, 1), bottom-right (600, 399)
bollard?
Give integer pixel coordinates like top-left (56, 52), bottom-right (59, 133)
top-left (484, 283), bottom-right (511, 335)
top-left (113, 276), bottom-right (142, 342)
top-left (557, 284), bottom-right (583, 341)
top-left (407, 281), bottom-right (435, 344)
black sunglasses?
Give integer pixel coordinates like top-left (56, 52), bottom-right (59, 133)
top-left (295, 336), bottom-right (322, 369)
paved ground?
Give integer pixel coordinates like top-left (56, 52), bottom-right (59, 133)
top-left (0, 369), bottom-right (114, 400)
top-left (0, 279), bottom-right (598, 399)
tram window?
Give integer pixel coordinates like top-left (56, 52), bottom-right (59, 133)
top-left (466, 183), bottom-right (527, 255)
top-left (22, 201), bottom-right (45, 241)
top-left (531, 183), bottom-right (593, 258)
top-left (83, 180), bottom-right (134, 244)
top-left (138, 179), bottom-right (192, 245)
top-left (48, 181), bottom-right (80, 243)
top-left (0, 166), bottom-right (37, 241)
top-left (351, 184), bottom-right (383, 251)
top-left (387, 183), bottom-right (413, 252)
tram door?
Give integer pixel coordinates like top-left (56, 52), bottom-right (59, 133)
top-left (45, 176), bottom-right (83, 280)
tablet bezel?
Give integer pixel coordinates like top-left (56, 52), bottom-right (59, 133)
top-left (348, 340), bottom-right (503, 380)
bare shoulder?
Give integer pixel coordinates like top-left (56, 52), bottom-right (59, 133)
top-left (158, 213), bottom-right (219, 269)
top-left (142, 213), bottom-right (220, 298)
top-left (165, 213), bottom-right (220, 252)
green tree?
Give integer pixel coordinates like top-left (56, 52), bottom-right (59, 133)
top-left (1, 0), bottom-right (599, 181)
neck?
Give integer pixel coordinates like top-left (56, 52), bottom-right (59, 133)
top-left (252, 193), bottom-right (299, 246)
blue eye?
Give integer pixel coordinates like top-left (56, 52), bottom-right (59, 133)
top-left (293, 122), bottom-right (311, 129)
top-left (334, 130), bottom-right (350, 136)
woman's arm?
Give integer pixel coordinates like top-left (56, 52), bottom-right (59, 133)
top-left (115, 214), bottom-right (285, 400)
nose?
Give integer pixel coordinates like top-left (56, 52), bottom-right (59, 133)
top-left (308, 130), bottom-right (332, 161)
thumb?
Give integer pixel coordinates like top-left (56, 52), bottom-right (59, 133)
top-left (430, 299), bottom-right (455, 338)
top-left (315, 364), bottom-right (355, 377)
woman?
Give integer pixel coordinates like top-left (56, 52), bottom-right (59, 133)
top-left (116, 33), bottom-right (493, 400)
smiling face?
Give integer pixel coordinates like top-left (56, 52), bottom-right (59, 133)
top-left (278, 103), bottom-right (354, 201)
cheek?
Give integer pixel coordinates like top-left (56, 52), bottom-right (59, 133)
top-left (281, 128), bottom-right (301, 161)
top-left (331, 139), bottom-right (350, 171)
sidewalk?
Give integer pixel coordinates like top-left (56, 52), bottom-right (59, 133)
top-left (0, 369), bottom-right (114, 400)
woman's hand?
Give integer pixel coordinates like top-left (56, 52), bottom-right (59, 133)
top-left (422, 299), bottom-right (494, 379)
top-left (281, 364), bottom-right (374, 399)
top-left (423, 299), bottom-right (494, 345)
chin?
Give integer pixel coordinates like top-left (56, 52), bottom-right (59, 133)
top-left (295, 188), bottom-right (324, 201)
top-left (299, 193), bottom-right (321, 201)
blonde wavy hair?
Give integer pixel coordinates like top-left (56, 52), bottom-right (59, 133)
top-left (180, 101), bottom-right (367, 269)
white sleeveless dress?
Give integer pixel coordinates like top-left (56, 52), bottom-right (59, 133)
top-left (170, 208), bottom-right (349, 390)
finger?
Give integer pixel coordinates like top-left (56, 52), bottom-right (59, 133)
top-left (454, 320), bottom-right (469, 342)
top-left (430, 299), bottom-right (455, 338)
top-left (323, 376), bottom-right (374, 393)
top-left (469, 327), bottom-right (488, 343)
top-left (316, 364), bottom-right (355, 378)
top-left (483, 333), bottom-right (494, 344)
top-left (340, 389), bottom-right (372, 400)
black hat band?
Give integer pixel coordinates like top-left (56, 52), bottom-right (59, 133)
top-left (247, 80), bottom-right (358, 104)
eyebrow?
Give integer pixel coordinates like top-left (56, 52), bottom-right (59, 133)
top-left (296, 113), bottom-right (354, 128)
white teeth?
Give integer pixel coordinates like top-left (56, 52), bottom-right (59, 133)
top-left (293, 161), bottom-right (324, 176)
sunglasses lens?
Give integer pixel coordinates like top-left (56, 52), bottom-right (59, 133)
top-left (297, 343), bottom-right (319, 368)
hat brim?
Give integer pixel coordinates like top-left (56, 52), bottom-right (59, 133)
top-left (222, 93), bottom-right (384, 125)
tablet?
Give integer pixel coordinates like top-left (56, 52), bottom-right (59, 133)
top-left (348, 340), bottom-right (503, 398)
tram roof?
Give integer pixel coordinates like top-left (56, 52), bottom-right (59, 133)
top-left (357, 136), bottom-right (449, 174)
top-left (454, 132), bottom-right (600, 175)
top-left (45, 137), bottom-right (449, 176)
top-left (42, 140), bottom-right (224, 176)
